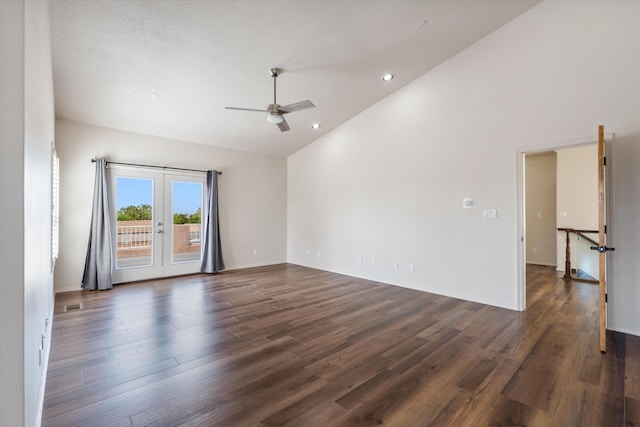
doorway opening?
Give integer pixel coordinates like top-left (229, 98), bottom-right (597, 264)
top-left (517, 135), bottom-right (606, 311)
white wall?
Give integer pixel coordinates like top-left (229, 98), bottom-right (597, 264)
top-left (525, 152), bottom-right (556, 266)
top-left (288, 0), bottom-right (640, 335)
top-left (0, 0), bottom-right (55, 426)
top-left (610, 134), bottom-right (640, 335)
top-left (55, 120), bottom-right (287, 293)
top-left (0, 1), bottom-right (26, 424)
top-left (555, 144), bottom-right (598, 277)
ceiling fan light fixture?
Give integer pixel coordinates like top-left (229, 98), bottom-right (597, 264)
top-left (267, 113), bottom-right (283, 124)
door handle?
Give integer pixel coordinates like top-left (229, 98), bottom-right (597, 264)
top-left (590, 246), bottom-right (615, 253)
top-left (156, 230), bottom-right (163, 234)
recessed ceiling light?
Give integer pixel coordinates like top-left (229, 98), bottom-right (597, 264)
top-left (311, 123), bottom-right (321, 129)
top-left (382, 73), bottom-right (394, 82)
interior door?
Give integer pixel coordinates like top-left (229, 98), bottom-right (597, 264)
top-left (596, 125), bottom-right (613, 352)
top-left (109, 167), bottom-right (205, 283)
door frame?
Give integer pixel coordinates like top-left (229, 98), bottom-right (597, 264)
top-left (108, 164), bottom-right (206, 283)
top-left (515, 131), bottom-right (614, 311)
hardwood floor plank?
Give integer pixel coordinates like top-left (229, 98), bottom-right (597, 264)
top-left (625, 397), bottom-right (640, 427)
top-left (596, 330), bottom-right (626, 425)
top-left (130, 361), bottom-right (323, 427)
top-left (334, 368), bottom-right (397, 410)
top-left (391, 385), bottom-right (473, 427)
top-left (625, 335), bottom-right (640, 401)
top-left (335, 332), bottom-right (479, 426)
top-left (42, 264), bottom-right (631, 427)
top-left (454, 357), bottom-right (499, 394)
top-left (390, 328), bottom-right (462, 374)
top-left (259, 382), bottom-right (345, 426)
top-left (471, 394), bottom-right (551, 427)
top-left (200, 367), bottom-right (327, 426)
top-left (502, 324), bottom-right (586, 412)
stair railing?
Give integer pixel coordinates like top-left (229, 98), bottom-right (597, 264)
top-left (557, 227), bottom-right (598, 284)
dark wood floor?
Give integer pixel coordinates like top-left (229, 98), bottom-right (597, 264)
top-left (43, 264), bottom-right (640, 426)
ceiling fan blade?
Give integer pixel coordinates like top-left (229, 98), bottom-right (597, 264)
top-left (225, 107), bottom-right (267, 113)
top-left (277, 117), bottom-right (290, 132)
top-left (280, 100), bottom-right (315, 114)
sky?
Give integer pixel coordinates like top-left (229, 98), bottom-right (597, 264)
top-left (117, 177), bottom-right (202, 214)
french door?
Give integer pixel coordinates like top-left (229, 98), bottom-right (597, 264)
top-left (109, 166), bottom-right (205, 283)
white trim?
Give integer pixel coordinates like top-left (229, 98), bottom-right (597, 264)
top-left (609, 326), bottom-right (640, 338)
top-left (518, 133), bottom-right (614, 155)
top-left (515, 150), bottom-right (526, 311)
top-left (526, 262), bottom-right (557, 267)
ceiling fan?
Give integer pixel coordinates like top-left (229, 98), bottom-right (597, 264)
top-left (225, 68), bottom-right (315, 132)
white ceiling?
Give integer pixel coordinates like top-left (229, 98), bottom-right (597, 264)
top-left (50, 0), bottom-right (541, 157)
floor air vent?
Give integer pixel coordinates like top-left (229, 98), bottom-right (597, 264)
top-left (63, 303), bottom-right (83, 312)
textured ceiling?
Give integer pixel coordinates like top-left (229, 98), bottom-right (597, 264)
top-left (50, 0), bottom-right (541, 157)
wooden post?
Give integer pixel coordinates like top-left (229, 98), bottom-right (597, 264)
top-left (564, 229), bottom-right (572, 279)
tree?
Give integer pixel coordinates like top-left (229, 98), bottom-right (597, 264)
top-left (173, 213), bottom-right (189, 224)
top-left (117, 204), bottom-right (152, 221)
top-left (187, 207), bottom-right (201, 224)
top-left (173, 207), bottom-right (201, 224)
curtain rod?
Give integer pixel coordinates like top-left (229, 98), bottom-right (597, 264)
top-left (91, 159), bottom-right (222, 175)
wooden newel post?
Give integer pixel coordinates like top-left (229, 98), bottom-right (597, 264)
top-left (564, 229), bottom-right (572, 279)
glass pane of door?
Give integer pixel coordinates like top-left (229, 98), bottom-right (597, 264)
top-left (115, 177), bottom-right (154, 269)
top-left (171, 180), bottom-right (203, 263)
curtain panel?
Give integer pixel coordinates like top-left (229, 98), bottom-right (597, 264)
top-left (201, 170), bottom-right (224, 273)
top-left (81, 158), bottom-right (113, 290)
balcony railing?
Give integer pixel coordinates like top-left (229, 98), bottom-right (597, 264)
top-left (117, 225), bottom-right (152, 249)
top-left (116, 224), bottom-right (202, 249)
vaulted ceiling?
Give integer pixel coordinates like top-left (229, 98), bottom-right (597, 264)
top-left (50, 0), bottom-right (541, 157)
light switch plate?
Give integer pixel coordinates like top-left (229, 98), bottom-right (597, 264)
top-left (483, 209), bottom-right (498, 219)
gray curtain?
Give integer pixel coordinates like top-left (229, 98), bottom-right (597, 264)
top-left (201, 170), bottom-right (225, 273)
top-left (81, 159), bottom-right (113, 290)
